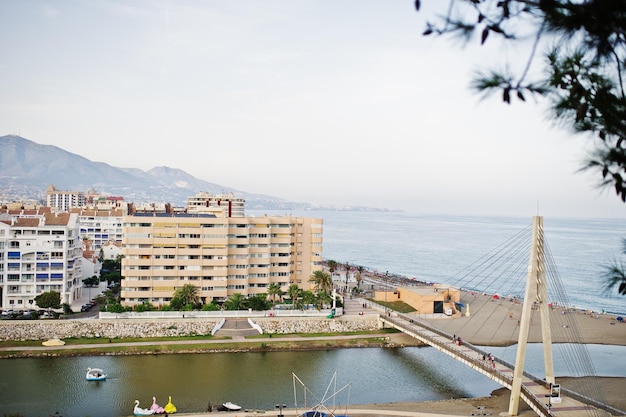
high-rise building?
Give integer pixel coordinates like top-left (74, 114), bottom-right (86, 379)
top-left (0, 208), bottom-right (83, 310)
top-left (120, 210), bottom-right (323, 307)
top-left (186, 191), bottom-right (245, 217)
top-left (46, 184), bottom-right (85, 211)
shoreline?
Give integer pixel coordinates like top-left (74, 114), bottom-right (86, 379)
top-left (125, 378), bottom-right (626, 417)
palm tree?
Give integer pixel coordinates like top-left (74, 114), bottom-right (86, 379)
top-left (356, 266), bottom-right (364, 288)
top-left (315, 291), bottom-right (332, 310)
top-left (224, 293), bottom-right (246, 310)
top-left (300, 290), bottom-right (316, 309)
top-left (309, 270), bottom-right (333, 295)
top-left (267, 283), bottom-right (283, 305)
top-left (327, 260), bottom-right (338, 276)
top-left (174, 284), bottom-right (200, 309)
top-left (287, 284), bottom-right (302, 309)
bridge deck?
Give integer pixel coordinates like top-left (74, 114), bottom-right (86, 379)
top-left (380, 314), bottom-right (619, 417)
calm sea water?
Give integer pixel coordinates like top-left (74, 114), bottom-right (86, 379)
top-left (250, 211), bottom-right (626, 315)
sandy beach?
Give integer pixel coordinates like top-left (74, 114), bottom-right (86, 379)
top-left (412, 290), bottom-right (626, 346)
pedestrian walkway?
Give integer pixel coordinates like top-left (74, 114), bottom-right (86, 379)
top-left (0, 333), bottom-right (395, 352)
top-left (213, 318), bottom-right (261, 337)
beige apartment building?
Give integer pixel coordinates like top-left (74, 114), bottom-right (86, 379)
top-left (186, 191), bottom-right (245, 217)
top-left (120, 211), bottom-right (323, 308)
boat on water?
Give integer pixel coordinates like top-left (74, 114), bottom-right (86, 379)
top-left (150, 397), bottom-right (165, 414)
top-left (221, 401), bottom-right (242, 411)
top-left (164, 396), bottom-right (177, 414)
top-left (86, 367), bottom-right (106, 381)
top-left (134, 399), bottom-right (155, 416)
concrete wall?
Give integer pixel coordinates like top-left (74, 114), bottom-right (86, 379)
top-left (0, 316), bottom-right (380, 341)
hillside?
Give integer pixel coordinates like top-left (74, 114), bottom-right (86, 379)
top-left (0, 135), bottom-right (315, 209)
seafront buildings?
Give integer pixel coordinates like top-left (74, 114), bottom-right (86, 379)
top-left (0, 208), bottom-right (83, 310)
top-left (0, 187), bottom-right (323, 310)
top-left (120, 210), bottom-right (323, 307)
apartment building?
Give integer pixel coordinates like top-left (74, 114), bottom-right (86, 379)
top-left (46, 184), bottom-right (85, 211)
top-left (120, 211), bottom-right (323, 308)
top-left (0, 208), bottom-right (83, 310)
top-left (72, 207), bottom-right (127, 251)
top-left (186, 191), bottom-right (245, 217)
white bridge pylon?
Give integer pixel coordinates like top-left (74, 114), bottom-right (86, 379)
top-left (509, 216), bottom-right (555, 416)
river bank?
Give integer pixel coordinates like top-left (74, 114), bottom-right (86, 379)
top-left (124, 377), bottom-right (626, 417)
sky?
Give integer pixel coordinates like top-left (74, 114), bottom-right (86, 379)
top-left (1, 1), bottom-right (624, 219)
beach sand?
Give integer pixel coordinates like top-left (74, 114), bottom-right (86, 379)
top-left (412, 290), bottom-right (626, 346)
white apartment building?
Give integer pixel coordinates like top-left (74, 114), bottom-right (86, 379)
top-left (0, 209), bottom-right (83, 310)
top-left (186, 192), bottom-right (246, 217)
top-left (120, 211), bottom-right (323, 308)
top-left (72, 207), bottom-right (126, 251)
top-left (46, 184), bottom-right (85, 211)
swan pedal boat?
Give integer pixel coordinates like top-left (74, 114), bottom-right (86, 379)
top-left (134, 400), bottom-right (155, 416)
top-left (86, 367), bottom-right (106, 381)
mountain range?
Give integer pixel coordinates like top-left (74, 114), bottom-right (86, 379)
top-left (0, 134), bottom-right (357, 211)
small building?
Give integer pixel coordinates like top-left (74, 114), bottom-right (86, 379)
top-left (375, 284), bottom-right (461, 316)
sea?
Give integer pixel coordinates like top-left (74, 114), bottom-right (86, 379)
top-left (250, 210), bottom-right (626, 315)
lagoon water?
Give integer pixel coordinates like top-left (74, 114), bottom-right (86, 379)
top-left (1, 344), bottom-right (625, 417)
top-left (2, 212), bottom-right (625, 417)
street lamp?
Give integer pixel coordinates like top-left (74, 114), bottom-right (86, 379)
top-left (384, 271), bottom-right (389, 314)
top-left (276, 404), bottom-right (286, 417)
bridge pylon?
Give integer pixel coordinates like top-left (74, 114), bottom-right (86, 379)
top-left (508, 216), bottom-right (555, 416)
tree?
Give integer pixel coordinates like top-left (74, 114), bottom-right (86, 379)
top-left (417, 0), bottom-right (626, 295)
top-left (314, 291), bottom-right (333, 310)
top-left (327, 260), bottom-right (338, 275)
top-left (101, 256), bottom-right (122, 285)
top-left (171, 284), bottom-right (200, 310)
top-left (223, 293), bottom-right (247, 310)
top-left (603, 238), bottom-right (626, 295)
top-left (267, 283), bottom-right (283, 305)
top-left (300, 290), bottom-right (317, 309)
top-left (247, 293), bottom-right (271, 311)
top-left (287, 284), bottom-right (302, 309)
top-left (82, 275), bottom-right (99, 287)
top-left (309, 270), bottom-right (333, 295)
top-left (356, 266), bottom-right (364, 288)
top-left (201, 300), bottom-right (221, 311)
top-left (35, 291), bottom-right (61, 310)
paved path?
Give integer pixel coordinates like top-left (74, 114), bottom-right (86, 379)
top-left (0, 333), bottom-right (395, 352)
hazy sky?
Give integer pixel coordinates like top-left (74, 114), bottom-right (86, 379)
top-left (1, 1), bottom-right (624, 218)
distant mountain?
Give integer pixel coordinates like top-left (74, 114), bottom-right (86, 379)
top-left (0, 135), bottom-right (382, 211)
